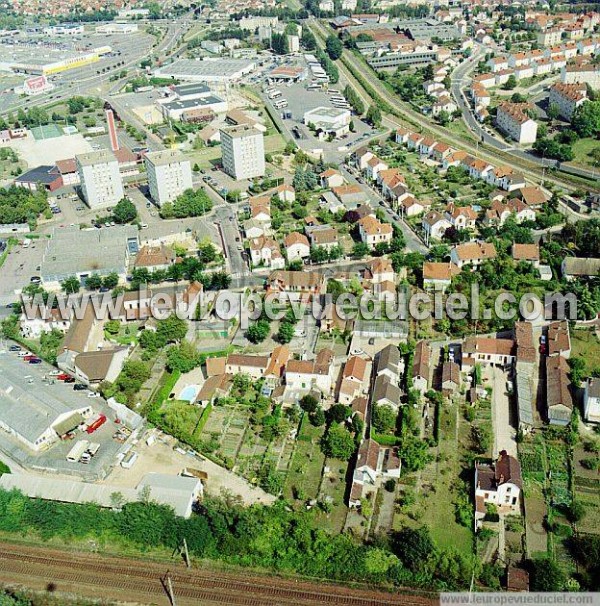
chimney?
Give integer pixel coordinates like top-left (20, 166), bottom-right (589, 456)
top-left (106, 109), bottom-right (119, 152)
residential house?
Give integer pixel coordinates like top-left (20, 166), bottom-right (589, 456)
top-left (462, 336), bottom-right (515, 369)
top-left (376, 344), bottom-right (402, 383)
top-left (445, 203), bottom-right (477, 231)
top-left (267, 270), bottom-right (325, 297)
top-left (512, 243), bottom-right (540, 267)
top-left (284, 232), bottom-right (310, 261)
top-left (422, 261), bottom-right (460, 291)
top-left (441, 361), bottom-right (460, 393)
top-left (248, 236), bottom-right (285, 269)
top-left (226, 354), bottom-right (270, 379)
top-left (365, 156), bottom-right (388, 181)
top-left (450, 242), bottom-right (497, 269)
top-left (422, 211), bottom-right (451, 244)
top-left (357, 215), bottom-right (393, 249)
top-left (307, 225), bottom-right (339, 252)
top-left (412, 340), bottom-right (431, 394)
top-left (399, 196), bottom-right (429, 218)
top-left (395, 128), bottom-right (411, 145)
top-left (285, 348), bottom-right (335, 395)
top-left (475, 451), bottom-right (522, 528)
top-left (344, 204), bottom-right (374, 224)
top-left (547, 320), bottom-right (571, 357)
top-left (320, 168), bottom-right (344, 189)
top-left (583, 378), bottom-right (600, 424)
top-left (485, 198), bottom-right (536, 226)
top-left (338, 355), bottom-right (368, 405)
top-left (20, 307), bottom-right (71, 339)
top-left (372, 374), bottom-right (402, 410)
top-left (134, 245), bottom-right (176, 272)
top-left (332, 184), bottom-right (368, 208)
top-left (368, 257), bottom-right (395, 284)
top-left (546, 355), bottom-right (572, 425)
top-left (431, 142), bottom-right (452, 162)
top-left (197, 373), bottom-right (233, 406)
top-left (468, 159), bottom-right (493, 181)
top-left (354, 147), bottom-right (374, 170)
top-left (515, 187), bottom-right (548, 209)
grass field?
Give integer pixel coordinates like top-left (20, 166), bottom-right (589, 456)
top-left (570, 328), bottom-right (600, 376)
top-left (569, 137), bottom-right (600, 170)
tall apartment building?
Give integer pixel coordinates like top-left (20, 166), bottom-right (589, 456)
top-left (220, 125), bottom-right (265, 181)
top-left (144, 150), bottom-right (193, 206)
top-left (76, 150), bottom-right (124, 209)
top-left (495, 102), bottom-right (538, 145)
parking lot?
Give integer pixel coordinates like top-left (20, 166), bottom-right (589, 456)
top-left (260, 80), bottom-right (375, 160)
top-left (0, 238), bottom-right (45, 307)
top-left (0, 344), bottom-right (139, 481)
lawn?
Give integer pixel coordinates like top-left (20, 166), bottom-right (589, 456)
top-left (393, 396), bottom-right (473, 556)
top-left (569, 137), bottom-right (600, 170)
top-left (284, 415), bottom-right (326, 501)
top-left (570, 328), bottom-right (600, 375)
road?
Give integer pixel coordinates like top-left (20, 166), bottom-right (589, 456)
top-left (340, 166), bottom-right (428, 254)
top-left (307, 18), bottom-right (599, 193)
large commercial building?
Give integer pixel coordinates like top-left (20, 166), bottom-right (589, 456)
top-left (0, 353), bottom-right (93, 452)
top-left (154, 59), bottom-right (256, 86)
top-left (76, 149), bottom-right (124, 209)
top-left (40, 225), bottom-right (139, 288)
top-left (220, 125), bottom-right (265, 181)
top-left (303, 106), bottom-right (352, 138)
top-left (157, 82), bottom-right (228, 121)
top-left (145, 150), bottom-right (193, 207)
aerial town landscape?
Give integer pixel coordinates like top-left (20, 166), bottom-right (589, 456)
top-left (0, 0), bottom-right (598, 603)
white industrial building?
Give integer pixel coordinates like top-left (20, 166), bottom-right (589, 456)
top-left (154, 58), bottom-right (256, 86)
top-left (95, 23), bottom-right (139, 35)
top-left (145, 149), bottom-right (193, 206)
top-left (76, 149), bottom-right (124, 209)
top-left (0, 357), bottom-right (93, 452)
top-left (220, 125), bottom-right (265, 181)
top-left (303, 106), bottom-right (352, 139)
top-left (0, 473), bottom-right (203, 518)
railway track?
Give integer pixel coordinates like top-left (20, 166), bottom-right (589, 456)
top-left (0, 542), bottom-right (436, 606)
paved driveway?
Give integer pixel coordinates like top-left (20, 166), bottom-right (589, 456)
top-left (489, 366), bottom-right (517, 457)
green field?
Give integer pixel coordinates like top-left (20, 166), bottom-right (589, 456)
top-left (570, 328), bottom-right (600, 376)
top-left (569, 137), bottom-right (600, 169)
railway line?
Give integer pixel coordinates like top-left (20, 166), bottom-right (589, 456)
top-left (0, 542), bottom-right (437, 606)
top-left (307, 19), bottom-right (599, 194)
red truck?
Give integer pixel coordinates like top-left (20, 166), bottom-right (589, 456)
top-left (85, 414), bottom-right (107, 434)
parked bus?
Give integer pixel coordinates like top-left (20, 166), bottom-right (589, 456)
top-left (67, 440), bottom-right (90, 462)
top-left (268, 90), bottom-right (282, 99)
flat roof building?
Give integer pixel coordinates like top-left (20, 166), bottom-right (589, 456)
top-left (0, 353), bottom-right (93, 452)
top-left (40, 225), bottom-right (138, 287)
top-left (154, 59), bottom-right (256, 85)
top-left (0, 472), bottom-right (202, 518)
top-left (144, 150), bottom-right (193, 207)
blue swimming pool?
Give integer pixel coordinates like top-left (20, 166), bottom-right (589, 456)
top-left (179, 385), bottom-right (200, 402)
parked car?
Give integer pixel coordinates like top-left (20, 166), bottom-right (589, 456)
top-left (56, 373), bottom-right (71, 381)
top-left (73, 384), bottom-right (87, 391)
top-left (8, 345), bottom-right (21, 352)
top-left (63, 377), bottom-right (76, 383)
top-left (28, 358), bottom-right (42, 364)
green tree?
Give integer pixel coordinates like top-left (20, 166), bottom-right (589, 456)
top-left (246, 319), bottom-right (270, 344)
top-left (391, 526), bottom-right (435, 571)
top-left (113, 197), bottom-right (138, 224)
top-left (372, 404), bottom-right (397, 434)
top-left (166, 340), bottom-right (201, 373)
top-left (299, 394), bottom-right (319, 413)
top-left (352, 242), bottom-right (369, 258)
top-left (547, 102), bottom-right (560, 123)
top-left (102, 273), bottom-right (120, 290)
top-left (156, 315), bottom-right (188, 343)
top-left (530, 557), bottom-right (566, 591)
top-left (503, 75), bottom-right (517, 90)
top-left (572, 100), bottom-right (600, 138)
top-left (321, 424), bottom-right (355, 460)
top-left (85, 274), bottom-right (103, 290)
top-left (328, 403), bottom-right (352, 423)
top-left (325, 35), bottom-right (343, 60)
top-left (105, 320), bottom-right (121, 335)
top-left (277, 321), bottom-right (295, 344)
top-left (61, 275), bottom-right (80, 294)
top-left (366, 105), bottom-right (382, 128)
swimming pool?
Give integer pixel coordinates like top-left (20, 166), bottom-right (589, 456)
top-left (179, 384), bottom-right (200, 403)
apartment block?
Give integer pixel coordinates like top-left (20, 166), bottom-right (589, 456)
top-left (145, 150), bottom-right (193, 206)
top-left (548, 82), bottom-right (587, 121)
top-left (76, 150), bottom-right (124, 209)
top-left (495, 102), bottom-right (538, 145)
top-left (220, 125), bottom-right (265, 181)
